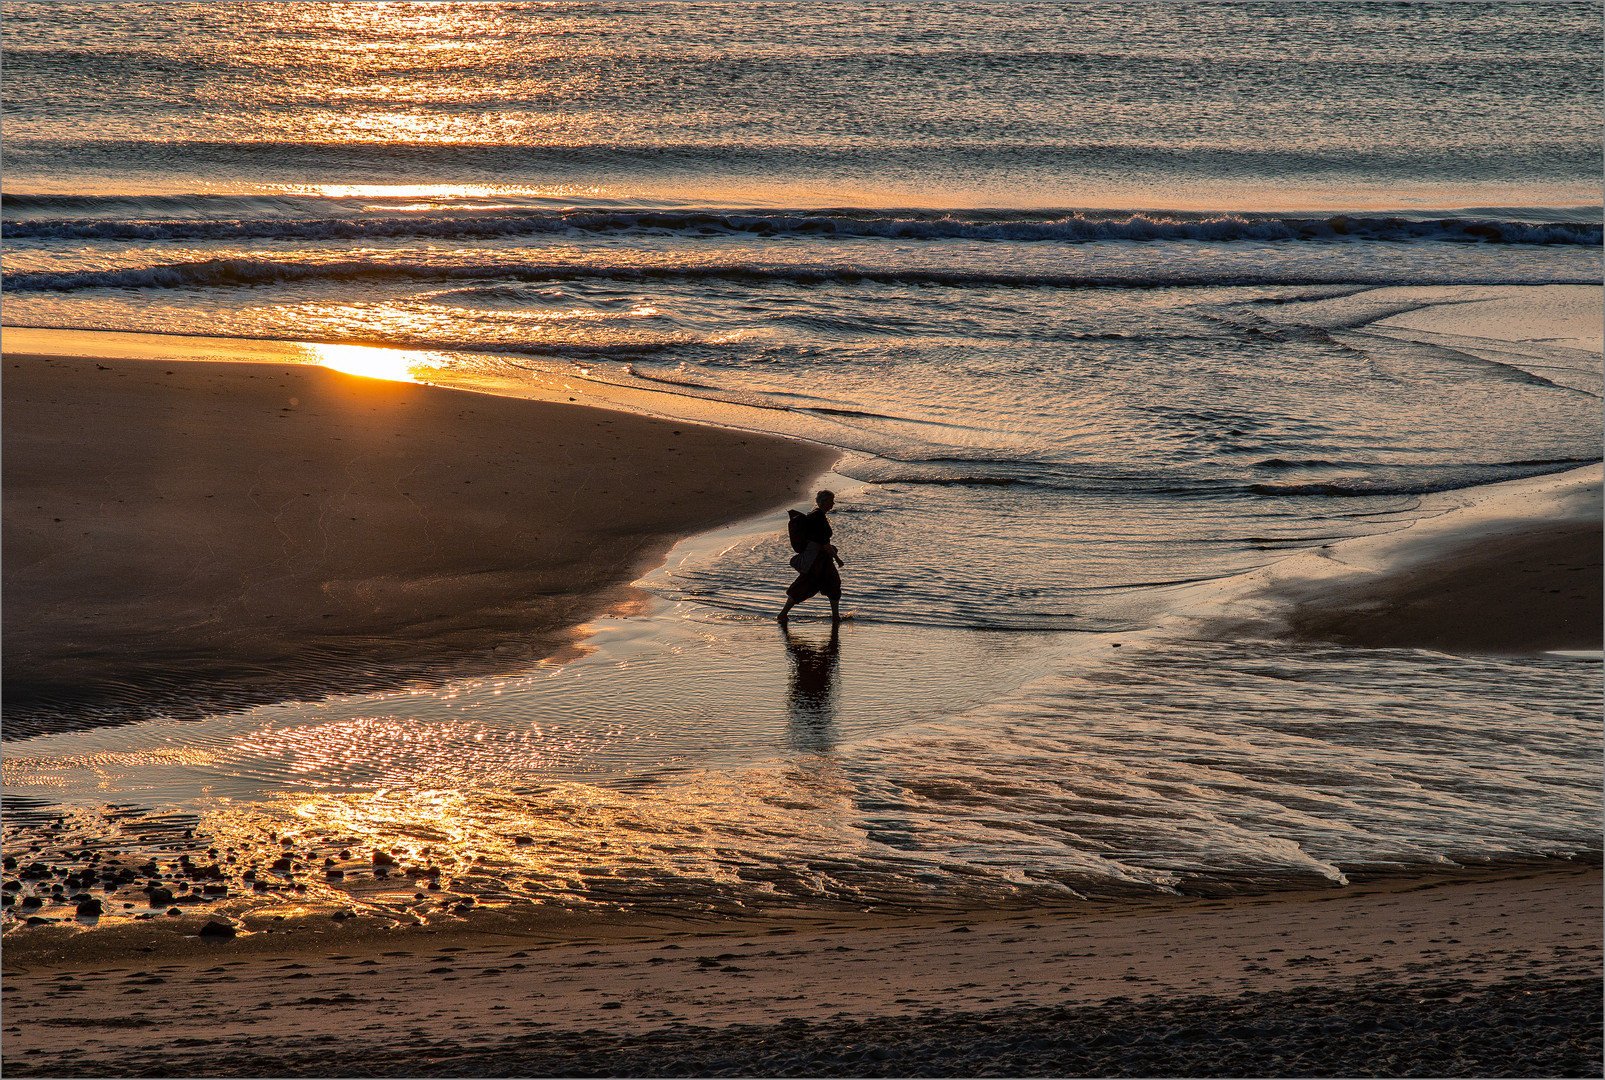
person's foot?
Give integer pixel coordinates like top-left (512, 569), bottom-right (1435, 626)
top-left (777, 610), bottom-right (790, 624)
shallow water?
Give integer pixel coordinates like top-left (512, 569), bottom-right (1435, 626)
top-left (2, 1), bottom-right (1601, 928)
top-left (4, 609), bottom-right (1599, 920)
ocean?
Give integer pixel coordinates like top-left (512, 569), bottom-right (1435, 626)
top-left (2, 2), bottom-right (1600, 921)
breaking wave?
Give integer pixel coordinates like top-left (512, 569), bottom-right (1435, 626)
top-left (5, 207), bottom-right (1601, 246)
top-left (6, 255), bottom-right (1599, 294)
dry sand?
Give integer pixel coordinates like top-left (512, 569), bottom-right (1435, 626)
top-left (3, 352), bottom-right (836, 733)
top-left (2, 865), bottom-right (1597, 1075)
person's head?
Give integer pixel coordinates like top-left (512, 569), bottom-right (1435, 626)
top-left (815, 489), bottom-right (835, 511)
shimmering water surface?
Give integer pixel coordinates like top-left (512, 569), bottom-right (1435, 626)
top-left (2, 2), bottom-right (1600, 927)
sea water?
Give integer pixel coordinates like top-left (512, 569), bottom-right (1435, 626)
top-left (2, 2), bottom-right (1600, 919)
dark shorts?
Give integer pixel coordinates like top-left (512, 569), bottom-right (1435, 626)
top-left (786, 563), bottom-right (841, 602)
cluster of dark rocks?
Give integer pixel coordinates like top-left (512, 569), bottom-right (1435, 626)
top-left (1, 828), bottom-right (476, 929)
top-left (1, 842), bottom-right (244, 926)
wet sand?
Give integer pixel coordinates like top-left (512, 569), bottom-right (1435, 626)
top-left (1179, 462), bottom-right (1603, 655)
top-left (1286, 519), bottom-right (1602, 652)
top-left (3, 351), bottom-right (836, 733)
top-left (2, 864), bottom-right (1598, 1076)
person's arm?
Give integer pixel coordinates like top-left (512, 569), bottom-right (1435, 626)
top-left (811, 513), bottom-right (844, 566)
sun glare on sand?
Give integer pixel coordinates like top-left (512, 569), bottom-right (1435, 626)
top-left (305, 342), bottom-right (444, 383)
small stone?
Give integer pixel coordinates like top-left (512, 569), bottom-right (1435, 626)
top-left (514, 836), bottom-right (534, 846)
top-left (372, 851), bottom-right (396, 867)
top-left (20, 896), bottom-right (43, 910)
top-left (147, 888), bottom-right (175, 907)
top-left (76, 897), bottom-right (103, 916)
top-left (167, 907), bottom-right (182, 916)
top-left (198, 920), bottom-right (237, 938)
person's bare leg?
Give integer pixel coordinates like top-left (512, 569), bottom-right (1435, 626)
top-left (829, 596), bottom-right (841, 622)
top-left (779, 597), bottom-right (796, 623)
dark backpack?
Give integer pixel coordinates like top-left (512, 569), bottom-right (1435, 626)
top-left (787, 509), bottom-right (809, 553)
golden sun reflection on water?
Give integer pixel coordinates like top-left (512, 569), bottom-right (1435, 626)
top-left (271, 183), bottom-right (603, 201)
top-left (301, 342), bottom-right (445, 383)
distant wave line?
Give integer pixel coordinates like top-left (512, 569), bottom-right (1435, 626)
top-left (6, 256), bottom-right (1602, 294)
top-left (861, 458), bottom-right (1600, 498)
top-left (4, 210), bottom-right (1600, 246)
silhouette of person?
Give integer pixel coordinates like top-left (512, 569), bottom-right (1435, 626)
top-left (779, 489), bottom-right (842, 623)
top-left (784, 622), bottom-right (840, 750)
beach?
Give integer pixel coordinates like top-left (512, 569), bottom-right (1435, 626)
top-left (2, 862), bottom-right (1598, 1075)
top-left (3, 350), bottom-right (836, 732)
top-left (4, 3), bottom-right (1602, 1074)
top-left (4, 333), bottom-right (1601, 1076)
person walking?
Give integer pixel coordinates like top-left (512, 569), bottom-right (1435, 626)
top-left (779, 490), bottom-right (843, 623)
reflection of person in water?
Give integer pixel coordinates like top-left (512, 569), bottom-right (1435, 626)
top-left (784, 622), bottom-right (840, 751)
top-left (779, 490), bottom-right (843, 623)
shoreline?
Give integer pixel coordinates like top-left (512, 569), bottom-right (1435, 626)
top-left (1173, 462), bottom-right (1604, 654)
top-left (3, 862), bottom-right (1598, 1075)
top-left (2, 346), bottom-right (838, 734)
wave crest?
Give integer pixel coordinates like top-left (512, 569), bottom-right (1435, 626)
top-left (6, 255), bottom-right (1597, 295)
top-left (5, 208), bottom-right (1600, 246)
